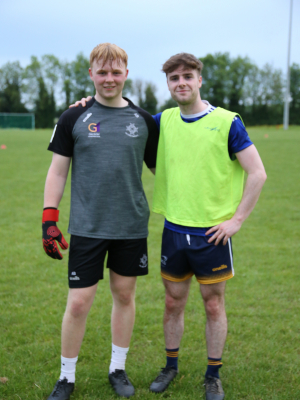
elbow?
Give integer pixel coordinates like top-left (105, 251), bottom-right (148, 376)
top-left (259, 169), bottom-right (267, 185)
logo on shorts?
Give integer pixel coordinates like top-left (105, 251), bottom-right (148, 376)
top-left (139, 254), bottom-right (148, 268)
top-left (69, 271), bottom-right (80, 280)
top-left (125, 123), bottom-right (139, 137)
top-left (161, 256), bottom-right (168, 266)
top-left (212, 264), bottom-right (228, 272)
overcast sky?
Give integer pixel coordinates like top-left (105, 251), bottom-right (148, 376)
top-left (1, 0), bottom-right (299, 104)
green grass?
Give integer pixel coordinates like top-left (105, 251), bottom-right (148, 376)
top-left (0, 126), bottom-right (300, 399)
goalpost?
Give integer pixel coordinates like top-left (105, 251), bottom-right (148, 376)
top-left (0, 113), bottom-right (35, 129)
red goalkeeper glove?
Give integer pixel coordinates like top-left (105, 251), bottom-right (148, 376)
top-left (42, 208), bottom-right (69, 260)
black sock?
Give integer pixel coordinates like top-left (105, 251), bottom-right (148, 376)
top-left (205, 357), bottom-right (222, 378)
top-left (165, 348), bottom-right (179, 370)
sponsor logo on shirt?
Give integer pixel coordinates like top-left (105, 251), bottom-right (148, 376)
top-left (83, 113), bottom-right (92, 122)
top-left (134, 113), bottom-right (140, 118)
top-left (139, 254), bottom-right (148, 268)
top-left (88, 122), bottom-right (100, 138)
top-left (125, 123), bottom-right (139, 137)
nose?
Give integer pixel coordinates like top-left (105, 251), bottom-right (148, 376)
top-left (105, 73), bottom-right (114, 82)
top-left (178, 76), bottom-right (186, 87)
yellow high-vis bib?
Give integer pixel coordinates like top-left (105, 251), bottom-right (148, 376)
top-left (153, 107), bottom-right (245, 227)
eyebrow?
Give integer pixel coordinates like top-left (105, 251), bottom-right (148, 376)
top-left (95, 67), bottom-right (123, 73)
top-left (169, 72), bottom-right (194, 78)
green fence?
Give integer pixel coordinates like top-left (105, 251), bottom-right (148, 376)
top-left (0, 113), bottom-right (35, 129)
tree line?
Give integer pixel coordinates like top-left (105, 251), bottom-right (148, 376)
top-left (0, 52), bottom-right (299, 127)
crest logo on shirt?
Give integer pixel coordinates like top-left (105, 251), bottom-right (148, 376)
top-left (134, 113), bottom-right (140, 118)
top-left (125, 123), bottom-right (139, 137)
top-left (139, 254), bottom-right (148, 268)
top-left (88, 122), bottom-right (100, 137)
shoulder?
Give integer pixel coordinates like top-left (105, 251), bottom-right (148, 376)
top-left (58, 98), bottom-right (96, 127)
top-left (124, 97), bottom-right (158, 133)
top-left (124, 97), bottom-right (152, 119)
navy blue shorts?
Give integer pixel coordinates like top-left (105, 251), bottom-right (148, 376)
top-left (68, 235), bottom-right (148, 288)
top-left (160, 228), bottom-right (234, 285)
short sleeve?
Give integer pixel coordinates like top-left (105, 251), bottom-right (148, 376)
top-left (47, 98), bottom-right (96, 157)
top-left (228, 117), bottom-right (253, 160)
top-left (48, 119), bottom-right (74, 157)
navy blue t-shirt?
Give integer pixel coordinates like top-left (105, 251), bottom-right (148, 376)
top-left (153, 101), bottom-right (253, 236)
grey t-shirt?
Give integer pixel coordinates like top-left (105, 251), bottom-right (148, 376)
top-left (48, 97), bottom-right (159, 239)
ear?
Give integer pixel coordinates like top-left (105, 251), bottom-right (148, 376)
top-left (198, 75), bottom-right (202, 89)
top-left (125, 69), bottom-right (129, 79)
top-left (166, 77), bottom-right (171, 92)
top-left (89, 68), bottom-right (93, 81)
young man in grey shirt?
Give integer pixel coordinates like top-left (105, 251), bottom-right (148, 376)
top-left (42, 43), bottom-right (158, 400)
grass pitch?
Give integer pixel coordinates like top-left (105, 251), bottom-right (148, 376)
top-left (0, 126), bottom-right (300, 399)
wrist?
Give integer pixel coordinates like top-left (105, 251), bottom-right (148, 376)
top-left (42, 208), bottom-right (59, 222)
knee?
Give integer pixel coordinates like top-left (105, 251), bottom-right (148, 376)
top-left (68, 297), bottom-right (89, 318)
top-left (204, 297), bottom-right (224, 320)
top-left (113, 290), bottom-right (134, 307)
top-left (165, 293), bottom-right (184, 315)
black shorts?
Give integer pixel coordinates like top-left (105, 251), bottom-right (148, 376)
top-left (68, 235), bottom-right (148, 288)
top-left (160, 228), bottom-right (234, 285)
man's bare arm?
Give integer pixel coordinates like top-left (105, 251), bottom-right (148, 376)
top-left (44, 153), bottom-right (71, 208)
top-left (206, 144), bottom-right (267, 245)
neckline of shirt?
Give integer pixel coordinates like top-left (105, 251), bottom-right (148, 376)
top-left (180, 100), bottom-right (215, 119)
top-left (93, 96), bottom-right (130, 110)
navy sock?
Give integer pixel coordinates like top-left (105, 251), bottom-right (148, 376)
top-left (205, 357), bottom-right (222, 378)
top-left (165, 348), bottom-right (179, 370)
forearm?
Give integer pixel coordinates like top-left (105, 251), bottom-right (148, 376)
top-left (44, 171), bottom-right (68, 208)
top-left (233, 170), bottom-right (267, 223)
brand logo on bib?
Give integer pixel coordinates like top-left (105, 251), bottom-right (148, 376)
top-left (205, 126), bottom-right (220, 132)
top-left (125, 123), bottom-right (138, 137)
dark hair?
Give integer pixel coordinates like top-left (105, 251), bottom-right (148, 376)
top-left (162, 53), bottom-right (203, 76)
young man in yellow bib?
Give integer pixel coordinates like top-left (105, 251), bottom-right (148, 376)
top-left (148, 53), bottom-right (266, 400)
top-left (72, 52), bottom-right (267, 400)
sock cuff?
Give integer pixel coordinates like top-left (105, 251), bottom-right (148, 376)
top-left (112, 344), bottom-right (129, 354)
top-left (166, 348), bottom-right (179, 358)
top-left (61, 355), bottom-right (78, 363)
top-left (207, 357), bottom-right (222, 366)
